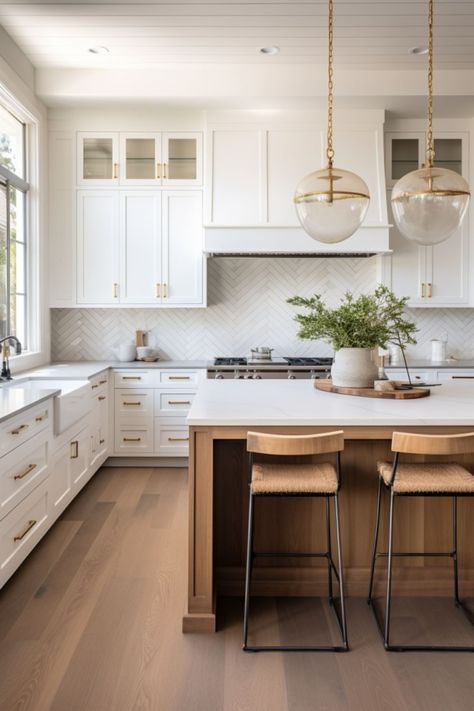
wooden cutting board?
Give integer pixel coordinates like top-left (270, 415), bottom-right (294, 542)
top-left (314, 379), bottom-right (430, 399)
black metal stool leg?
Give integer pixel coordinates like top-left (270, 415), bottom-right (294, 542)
top-left (368, 477), bottom-right (383, 604)
top-left (384, 489), bottom-right (396, 649)
top-left (326, 495), bottom-right (334, 603)
top-left (452, 496), bottom-right (460, 606)
top-left (243, 492), bottom-right (255, 650)
top-left (334, 492), bottom-right (348, 648)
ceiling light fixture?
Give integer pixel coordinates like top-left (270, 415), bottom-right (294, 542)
top-left (293, 0), bottom-right (370, 244)
top-left (88, 46), bottom-right (109, 55)
top-left (392, 0), bottom-right (470, 246)
top-left (259, 46), bottom-right (280, 55)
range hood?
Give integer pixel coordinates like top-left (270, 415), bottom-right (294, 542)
top-left (204, 225), bottom-right (391, 257)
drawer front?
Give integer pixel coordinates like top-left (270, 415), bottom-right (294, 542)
top-left (114, 371), bottom-right (154, 389)
top-left (155, 391), bottom-right (195, 417)
top-left (114, 426), bottom-right (153, 454)
top-left (0, 479), bottom-right (49, 587)
top-left (89, 371), bottom-right (109, 393)
top-left (0, 433), bottom-right (49, 520)
top-left (0, 402), bottom-right (52, 458)
top-left (155, 422), bottom-right (189, 456)
top-left (436, 370), bottom-right (474, 382)
top-left (115, 389), bottom-right (154, 419)
top-left (158, 371), bottom-right (200, 387)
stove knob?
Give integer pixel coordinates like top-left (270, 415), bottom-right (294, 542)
top-left (215, 374), bottom-right (224, 379)
top-left (254, 375), bottom-right (262, 380)
top-left (288, 374), bottom-right (296, 380)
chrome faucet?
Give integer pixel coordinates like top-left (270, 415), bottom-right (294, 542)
top-left (0, 336), bottom-right (22, 380)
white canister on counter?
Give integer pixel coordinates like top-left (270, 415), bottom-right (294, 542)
top-left (431, 339), bottom-right (447, 362)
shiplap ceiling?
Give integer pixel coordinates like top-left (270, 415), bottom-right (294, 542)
top-left (1, 0), bottom-right (474, 70)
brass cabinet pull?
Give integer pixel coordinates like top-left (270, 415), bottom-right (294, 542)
top-left (35, 414), bottom-right (46, 422)
top-left (99, 438), bottom-right (105, 444)
top-left (156, 283), bottom-right (161, 298)
top-left (99, 379), bottom-right (107, 385)
top-left (156, 162), bottom-right (162, 179)
top-left (11, 424), bottom-right (29, 436)
top-left (14, 519), bottom-right (37, 542)
top-left (163, 283), bottom-right (168, 298)
top-left (122, 376), bottom-right (141, 381)
top-left (167, 437), bottom-right (189, 442)
top-left (14, 463), bottom-right (37, 481)
top-left (91, 384), bottom-right (99, 389)
top-left (123, 401), bottom-right (141, 406)
top-left (421, 282), bottom-right (426, 297)
top-left (113, 162), bottom-right (119, 179)
top-left (168, 376), bottom-right (190, 381)
top-left (427, 282), bottom-right (432, 298)
top-left (98, 396), bottom-right (106, 401)
top-left (123, 437), bottom-right (141, 442)
top-left (70, 440), bottom-right (79, 459)
top-left (163, 162), bottom-right (168, 179)
top-left (113, 283), bottom-right (119, 299)
top-left (168, 400), bottom-right (191, 405)
top-left (451, 376), bottom-right (474, 379)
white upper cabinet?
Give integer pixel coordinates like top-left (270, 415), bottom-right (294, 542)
top-left (162, 191), bottom-right (204, 305)
top-left (162, 133), bottom-right (202, 187)
top-left (120, 133), bottom-right (162, 186)
top-left (384, 131), bottom-right (470, 307)
top-left (77, 132), bottom-right (119, 186)
top-left (77, 191), bottom-right (120, 304)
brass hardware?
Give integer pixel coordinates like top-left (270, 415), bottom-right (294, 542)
top-left (451, 376), bottom-right (474, 380)
top-left (99, 379), bottom-right (107, 385)
top-left (169, 400), bottom-right (191, 405)
top-left (70, 440), bottom-right (79, 459)
top-left (98, 396), bottom-right (106, 401)
top-left (421, 282), bottom-right (426, 298)
top-left (113, 283), bottom-right (119, 299)
top-left (35, 414), bottom-right (46, 422)
top-left (91, 384), bottom-right (99, 390)
top-left (123, 437), bottom-right (141, 442)
top-left (156, 283), bottom-right (161, 298)
top-left (427, 282), bottom-right (433, 298)
top-left (113, 162), bottom-right (119, 179)
top-left (163, 283), bottom-right (168, 298)
top-left (168, 437), bottom-right (189, 442)
top-left (122, 376), bottom-right (141, 381)
top-left (168, 376), bottom-right (190, 381)
top-left (11, 424), bottom-right (28, 436)
top-left (123, 401), bottom-right (141, 406)
top-left (100, 438), bottom-right (105, 444)
top-left (156, 162), bottom-right (161, 179)
top-left (163, 162), bottom-right (168, 179)
top-left (14, 463), bottom-right (37, 481)
top-left (14, 519), bottom-right (37, 542)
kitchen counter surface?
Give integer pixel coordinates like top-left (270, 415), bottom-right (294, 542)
top-left (19, 360), bottom-right (211, 380)
top-left (187, 378), bottom-right (474, 427)
top-left (0, 383), bottom-right (59, 424)
top-left (386, 359), bottom-right (474, 369)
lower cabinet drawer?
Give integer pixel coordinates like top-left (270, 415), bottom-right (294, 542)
top-left (0, 402), bottom-right (52, 458)
top-left (0, 480), bottom-right (49, 588)
top-left (114, 426), bottom-right (153, 454)
top-left (0, 433), bottom-right (49, 520)
top-left (154, 421), bottom-right (189, 456)
top-left (154, 391), bottom-right (195, 417)
top-left (115, 389), bottom-right (154, 419)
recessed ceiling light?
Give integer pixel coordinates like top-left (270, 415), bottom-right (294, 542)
top-left (88, 46), bottom-right (109, 55)
top-left (410, 46), bottom-right (428, 55)
top-left (259, 46), bottom-right (280, 55)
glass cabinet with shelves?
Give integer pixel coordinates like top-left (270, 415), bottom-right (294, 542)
top-left (77, 132), bottom-right (119, 185)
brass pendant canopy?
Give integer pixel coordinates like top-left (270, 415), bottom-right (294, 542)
top-left (391, 0), bottom-right (470, 246)
top-left (294, 0), bottom-right (370, 244)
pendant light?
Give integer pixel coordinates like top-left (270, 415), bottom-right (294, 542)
top-left (294, 0), bottom-right (370, 244)
top-left (391, 0), bottom-right (470, 246)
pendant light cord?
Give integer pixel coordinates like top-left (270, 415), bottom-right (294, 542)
top-left (426, 0), bottom-right (435, 167)
top-left (326, 0), bottom-right (335, 168)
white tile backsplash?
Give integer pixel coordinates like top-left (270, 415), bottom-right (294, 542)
top-left (51, 257), bottom-right (474, 362)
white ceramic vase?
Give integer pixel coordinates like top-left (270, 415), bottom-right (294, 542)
top-left (331, 348), bottom-right (378, 388)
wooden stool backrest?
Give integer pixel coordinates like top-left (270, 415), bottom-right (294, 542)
top-left (247, 430), bottom-right (344, 456)
top-left (392, 431), bottom-right (474, 456)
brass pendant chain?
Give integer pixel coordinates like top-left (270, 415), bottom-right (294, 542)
top-left (426, 0), bottom-right (435, 168)
top-left (326, 0), bottom-right (335, 169)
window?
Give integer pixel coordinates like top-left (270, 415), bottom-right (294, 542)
top-left (0, 104), bottom-right (28, 348)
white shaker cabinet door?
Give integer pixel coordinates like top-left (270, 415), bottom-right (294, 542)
top-left (120, 192), bottom-right (162, 304)
top-left (266, 129), bottom-right (324, 226)
top-left (77, 191), bottom-right (120, 304)
top-left (162, 191), bottom-right (204, 305)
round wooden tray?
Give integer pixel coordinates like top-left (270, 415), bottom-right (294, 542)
top-left (314, 379), bottom-right (430, 399)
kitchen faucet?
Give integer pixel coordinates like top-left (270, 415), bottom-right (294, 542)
top-left (0, 335), bottom-right (22, 381)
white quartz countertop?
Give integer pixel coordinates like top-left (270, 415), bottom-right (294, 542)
top-left (187, 379), bottom-right (474, 427)
top-left (0, 383), bottom-right (60, 423)
top-left (22, 360), bottom-right (210, 380)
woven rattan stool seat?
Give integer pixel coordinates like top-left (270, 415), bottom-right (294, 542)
top-left (251, 461), bottom-right (338, 495)
top-left (377, 460), bottom-right (474, 494)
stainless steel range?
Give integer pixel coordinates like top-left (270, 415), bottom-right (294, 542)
top-left (207, 356), bottom-right (333, 380)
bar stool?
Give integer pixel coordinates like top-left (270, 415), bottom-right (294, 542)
top-left (243, 430), bottom-right (348, 652)
top-left (368, 431), bottom-right (474, 652)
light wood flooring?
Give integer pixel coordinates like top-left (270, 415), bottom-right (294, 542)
top-left (0, 467), bottom-right (473, 711)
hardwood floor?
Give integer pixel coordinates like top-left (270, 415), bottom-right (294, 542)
top-left (0, 467), bottom-right (472, 711)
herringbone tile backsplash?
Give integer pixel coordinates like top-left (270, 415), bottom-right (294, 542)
top-left (51, 258), bottom-right (474, 362)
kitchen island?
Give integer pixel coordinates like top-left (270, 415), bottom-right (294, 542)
top-left (184, 379), bottom-right (474, 632)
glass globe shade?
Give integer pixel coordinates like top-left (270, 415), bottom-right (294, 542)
top-left (294, 166), bottom-right (370, 244)
top-left (391, 166), bottom-right (470, 246)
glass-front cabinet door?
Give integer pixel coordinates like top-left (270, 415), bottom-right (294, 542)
top-left (162, 133), bottom-right (202, 186)
top-left (119, 133), bottom-right (161, 186)
top-left (77, 132), bottom-right (119, 185)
